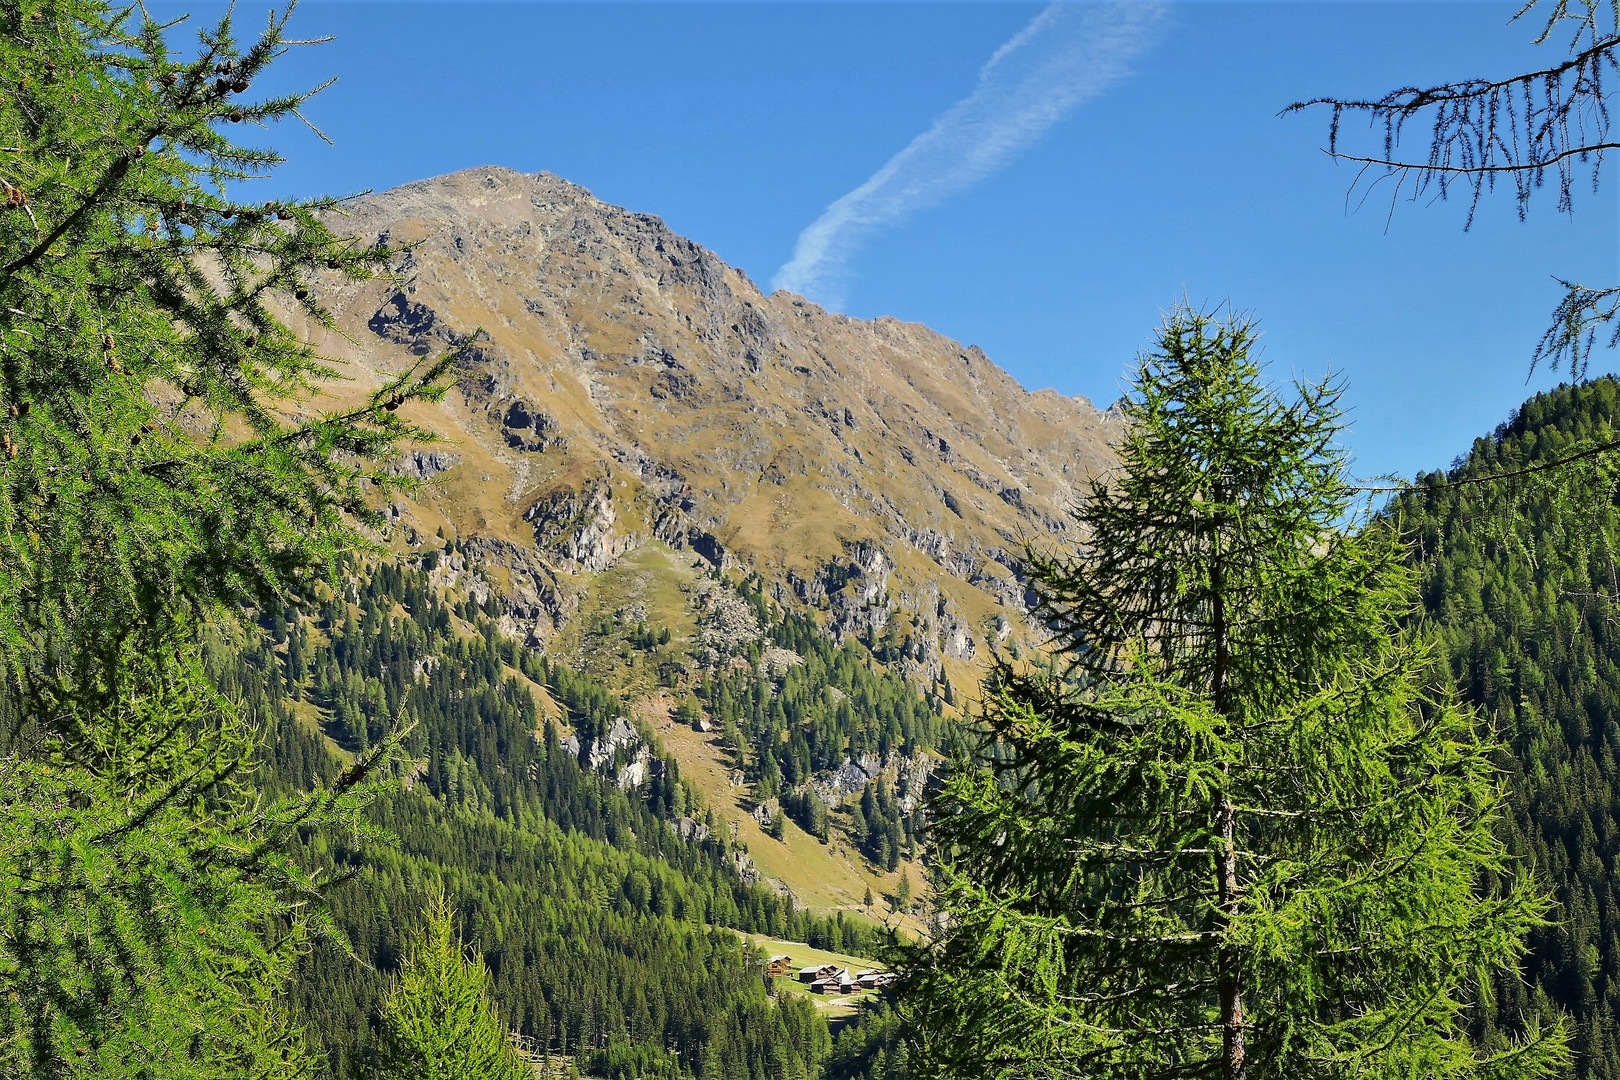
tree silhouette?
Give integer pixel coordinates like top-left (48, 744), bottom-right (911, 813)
top-left (1287, 0), bottom-right (1616, 378)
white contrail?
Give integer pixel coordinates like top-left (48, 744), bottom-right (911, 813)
top-left (771, 2), bottom-right (1167, 310)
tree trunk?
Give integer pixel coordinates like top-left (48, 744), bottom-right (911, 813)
top-left (1210, 526), bottom-right (1246, 1080)
top-left (1217, 792), bottom-right (1246, 1080)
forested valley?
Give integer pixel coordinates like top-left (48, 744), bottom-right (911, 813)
top-left (231, 375), bottom-right (1620, 1080)
top-left (4, 3), bottom-right (1617, 1078)
top-left (217, 556), bottom-right (905, 1079)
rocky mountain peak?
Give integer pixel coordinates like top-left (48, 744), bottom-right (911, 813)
top-left (306, 166), bottom-right (1119, 679)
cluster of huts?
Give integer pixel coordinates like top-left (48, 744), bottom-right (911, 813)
top-left (764, 955), bottom-right (893, 995)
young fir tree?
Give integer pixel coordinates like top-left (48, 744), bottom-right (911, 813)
top-left (899, 306), bottom-right (1569, 1080)
top-left (377, 895), bottom-right (532, 1080)
top-left (0, 2), bottom-right (453, 1076)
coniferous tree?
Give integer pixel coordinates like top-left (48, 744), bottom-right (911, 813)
top-left (900, 306), bottom-right (1569, 1080)
top-left (377, 895), bottom-right (532, 1080)
top-left (0, 2), bottom-right (452, 1075)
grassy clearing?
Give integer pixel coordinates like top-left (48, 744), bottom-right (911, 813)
top-left (736, 932), bottom-right (878, 973)
top-left (653, 710), bottom-right (897, 913)
top-left (287, 698), bottom-right (356, 764)
top-left (555, 542), bottom-right (702, 692)
top-left (730, 932), bottom-right (886, 1018)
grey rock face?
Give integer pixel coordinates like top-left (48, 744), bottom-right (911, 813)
top-left (395, 449), bottom-right (460, 480)
top-left (585, 716), bottom-right (641, 772)
top-left (524, 483), bottom-right (635, 573)
top-left (674, 816), bottom-right (711, 843)
top-left (460, 535), bottom-right (570, 638)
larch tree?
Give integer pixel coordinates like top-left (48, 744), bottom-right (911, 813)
top-left (0, 0), bottom-right (455, 1075)
top-left (898, 305), bottom-right (1569, 1080)
top-left (377, 894), bottom-right (532, 1080)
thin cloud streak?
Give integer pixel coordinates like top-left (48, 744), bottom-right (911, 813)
top-left (771, 2), bottom-right (1167, 310)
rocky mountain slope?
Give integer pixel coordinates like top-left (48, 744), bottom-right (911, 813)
top-left (301, 166), bottom-right (1118, 683)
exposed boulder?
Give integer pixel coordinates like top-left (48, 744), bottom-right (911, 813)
top-left (524, 482), bottom-right (635, 573)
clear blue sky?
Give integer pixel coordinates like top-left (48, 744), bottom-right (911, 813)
top-left (172, 1), bottom-right (1616, 484)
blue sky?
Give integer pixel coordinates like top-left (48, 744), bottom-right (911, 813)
top-left (186, 1), bottom-right (1616, 484)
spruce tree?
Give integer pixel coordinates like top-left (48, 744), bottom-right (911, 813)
top-left (0, 1), bottom-right (453, 1075)
top-left (377, 895), bottom-right (532, 1080)
top-left (900, 306), bottom-right (1569, 1080)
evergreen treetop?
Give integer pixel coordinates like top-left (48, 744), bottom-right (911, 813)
top-left (900, 305), bottom-right (1569, 1080)
top-left (0, 0), bottom-right (453, 720)
top-left (377, 894), bottom-right (532, 1080)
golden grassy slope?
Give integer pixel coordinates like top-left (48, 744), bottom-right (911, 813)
top-left (302, 166), bottom-right (1116, 661)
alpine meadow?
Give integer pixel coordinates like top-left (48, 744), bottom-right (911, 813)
top-left (0, 3), bottom-right (1613, 1080)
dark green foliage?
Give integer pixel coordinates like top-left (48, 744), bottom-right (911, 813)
top-left (1391, 377), bottom-right (1620, 1079)
top-left (696, 584), bottom-right (940, 860)
top-left (782, 787), bottom-right (830, 841)
top-left (901, 306), bottom-right (1566, 1080)
top-left (0, 3), bottom-right (449, 1075)
top-left (222, 555), bottom-right (877, 1078)
top-left (629, 623), bottom-right (672, 651)
top-left (851, 781), bottom-right (907, 872)
top-left (826, 1000), bottom-right (907, 1080)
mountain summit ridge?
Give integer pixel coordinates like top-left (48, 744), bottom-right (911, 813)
top-left (307, 165), bottom-right (1118, 678)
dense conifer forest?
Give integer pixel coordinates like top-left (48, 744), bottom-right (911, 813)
top-left (212, 556), bottom-right (887, 1078)
top-left (691, 578), bottom-right (936, 864)
top-left (215, 378), bottom-right (1620, 1080)
top-left (1394, 378), bottom-right (1620, 1079)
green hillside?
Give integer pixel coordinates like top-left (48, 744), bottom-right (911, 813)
top-left (226, 379), bottom-right (1620, 1080)
top-left (216, 557), bottom-right (893, 1079)
top-left (1392, 378), bottom-right (1620, 1078)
